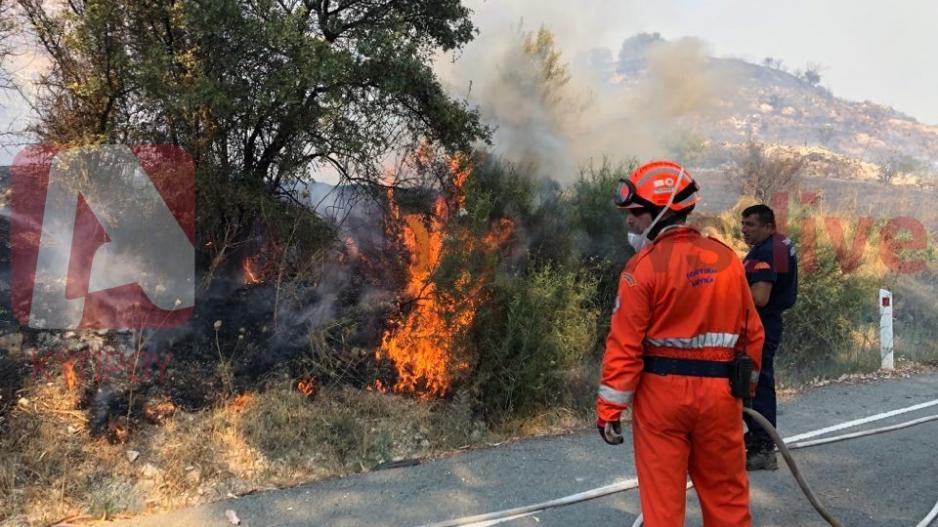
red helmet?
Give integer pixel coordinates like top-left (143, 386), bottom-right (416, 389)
top-left (615, 160), bottom-right (700, 212)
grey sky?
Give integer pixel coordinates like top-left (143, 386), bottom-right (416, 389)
top-left (462, 0), bottom-right (938, 125)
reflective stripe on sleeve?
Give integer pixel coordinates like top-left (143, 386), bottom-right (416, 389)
top-left (598, 384), bottom-right (634, 406)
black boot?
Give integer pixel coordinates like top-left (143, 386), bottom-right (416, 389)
top-left (746, 445), bottom-right (778, 471)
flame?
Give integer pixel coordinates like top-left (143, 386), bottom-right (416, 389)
top-left (448, 153), bottom-right (471, 209)
top-left (376, 154), bottom-right (513, 398)
top-left (62, 358), bottom-right (79, 391)
top-left (483, 218), bottom-right (515, 251)
top-left (242, 258), bottom-right (262, 285)
top-left (229, 393), bottom-right (253, 412)
top-left (377, 198), bottom-right (452, 397)
top-left (296, 376), bottom-right (319, 399)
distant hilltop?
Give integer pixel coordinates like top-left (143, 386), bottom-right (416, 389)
top-left (606, 33), bottom-right (938, 183)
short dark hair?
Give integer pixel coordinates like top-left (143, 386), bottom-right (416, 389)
top-left (742, 204), bottom-right (775, 227)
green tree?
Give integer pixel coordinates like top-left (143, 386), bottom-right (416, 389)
top-left (16, 0), bottom-right (488, 192)
top-left (520, 28), bottom-right (571, 106)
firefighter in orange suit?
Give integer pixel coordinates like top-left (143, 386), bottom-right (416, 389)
top-left (596, 160), bottom-right (765, 527)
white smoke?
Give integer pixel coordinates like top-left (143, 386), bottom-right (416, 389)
top-left (435, 5), bottom-right (735, 182)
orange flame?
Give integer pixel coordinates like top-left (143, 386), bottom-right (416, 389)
top-left (377, 199), bottom-right (452, 397)
top-left (448, 153), bottom-right (471, 209)
top-left (376, 154), bottom-right (513, 398)
top-left (242, 258), bottom-right (262, 284)
top-left (296, 376), bottom-right (319, 399)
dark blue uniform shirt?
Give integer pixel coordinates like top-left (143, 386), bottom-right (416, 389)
top-left (743, 233), bottom-right (798, 331)
top-left (743, 233), bottom-right (797, 448)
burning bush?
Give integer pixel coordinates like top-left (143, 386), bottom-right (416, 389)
top-left (394, 156), bottom-right (632, 419)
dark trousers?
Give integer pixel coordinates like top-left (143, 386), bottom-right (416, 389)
top-left (745, 315), bottom-right (782, 451)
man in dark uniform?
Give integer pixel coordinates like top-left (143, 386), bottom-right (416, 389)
top-left (740, 204), bottom-right (798, 471)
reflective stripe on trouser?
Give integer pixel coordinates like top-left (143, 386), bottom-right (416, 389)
top-left (633, 373), bottom-right (751, 527)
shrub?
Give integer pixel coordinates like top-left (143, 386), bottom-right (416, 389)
top-left (566, 161), bottom-right (636, 342)
top-left (779, 231), bottom-right (879, 376)
top-left (439, 157), bottom-right (636, 420)
top-left (728, 141), bottom-right (804, 203)
top-left (467, 264), bottom-right (599, 420)
top-left (695, 199), bottom-right (881, 379)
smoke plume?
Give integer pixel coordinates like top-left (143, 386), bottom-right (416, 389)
top-left (436, 14), bottom-right (735, 182)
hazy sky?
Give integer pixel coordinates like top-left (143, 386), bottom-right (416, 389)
top-left (462, 0), bottom-right (938, 125)
top-left (2, 0), bottom-right (937, 164)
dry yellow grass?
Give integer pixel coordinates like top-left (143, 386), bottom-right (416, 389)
top-left (3, 198), bottom-right (936, 525)
top-left (0, 375), bottom-right (493, 526)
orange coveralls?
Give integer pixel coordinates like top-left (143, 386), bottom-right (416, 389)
top-left (598, 226), bottom-right (765, 527)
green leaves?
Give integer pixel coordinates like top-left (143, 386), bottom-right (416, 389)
top-left (22, 0), bottom-right (488, 190)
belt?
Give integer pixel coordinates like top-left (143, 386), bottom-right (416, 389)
top-left (643, 356), bottom-right (733, 378)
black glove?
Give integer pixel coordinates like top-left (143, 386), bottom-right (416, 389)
top-left (597, 419), bottom-right (624, 445)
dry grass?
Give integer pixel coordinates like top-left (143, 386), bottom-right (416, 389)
top-left (3, 197), bottom-right (936, 525)
top-left (0, 374), bottom-right (492, 526)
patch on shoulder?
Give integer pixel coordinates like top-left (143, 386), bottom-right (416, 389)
top-left (621, 272), bottom-right (637, 287)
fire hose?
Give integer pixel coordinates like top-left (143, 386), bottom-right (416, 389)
top-left (418, 398), bottom-right (938, 527)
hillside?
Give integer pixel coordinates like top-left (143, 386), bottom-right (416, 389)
top-left (611, 33), bottom-right (938, 181)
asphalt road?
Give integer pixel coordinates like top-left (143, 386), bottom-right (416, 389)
top-left (115, 372), bottom-right (938, 527)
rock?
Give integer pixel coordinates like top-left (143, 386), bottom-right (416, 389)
top-left (225, 509), bottom-right (241, 525)
top-left (66, 425), bottom-right (78, 434)
top-left (126, 450), bottom-right (140, 463)
top-left (16, 397), bottom-right (29, 408)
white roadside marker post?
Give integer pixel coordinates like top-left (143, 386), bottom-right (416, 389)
top-left (879, 289), bottom-right (894, 370)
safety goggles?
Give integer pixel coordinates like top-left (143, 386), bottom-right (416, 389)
top-left (614, 178), bottom-right (637, 208)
